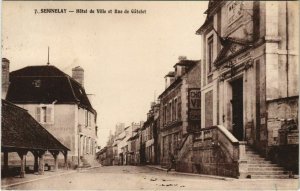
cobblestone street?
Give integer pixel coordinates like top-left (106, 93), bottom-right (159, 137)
top-left (3, 166), bottom-right (299, 190)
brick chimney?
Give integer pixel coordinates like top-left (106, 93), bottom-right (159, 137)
top-left (2, 58), bottom-right (10, 99)
top-left (175, 56), bottom-right (187, 78)
top-left (72, 66), bottom-right (84, 87)
top-left (164, 71), bottom-right (175, 89)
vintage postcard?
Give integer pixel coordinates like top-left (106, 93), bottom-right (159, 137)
top-left (1, 1), bottom-right (299, 190)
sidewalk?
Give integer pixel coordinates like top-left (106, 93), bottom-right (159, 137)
top-left (146, 165), bottom-right (234, 181)
top-left (147, 165), bottom-right (300, 182)
top-left (1, 166), bottom-right (101, 189)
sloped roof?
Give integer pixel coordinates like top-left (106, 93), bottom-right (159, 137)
top-left (142, 115), bottom-right (154, 130)
top-left (196, 0), bottom-right (223, 35)
top-left (1, 99), bottom-right (69, 151)
top-left (6, 65), bottom-right (96, 114)
top-left (127, 133), bottom-right (139, 142)
top-left (159, 60), bottom-right (199, 99)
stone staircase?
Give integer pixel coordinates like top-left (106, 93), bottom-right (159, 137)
top-left (245, 146), bottom-right (290, 179)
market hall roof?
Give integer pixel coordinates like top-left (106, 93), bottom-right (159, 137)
top-left (6, 65), bottom-right (96, 114)
top-left (1, 99), bottom-right (69, 152)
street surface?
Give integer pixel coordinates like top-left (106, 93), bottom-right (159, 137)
top-left (4, 166), bottom-right (299, 190)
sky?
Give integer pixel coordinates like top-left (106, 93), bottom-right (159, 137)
top-left (2, 1), bottom-right (208, 147)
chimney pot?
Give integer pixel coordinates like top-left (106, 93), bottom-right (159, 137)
top-left (2, 58), bottom-right (10, 99)
top-left (72, 66), bottom-right (84, 87)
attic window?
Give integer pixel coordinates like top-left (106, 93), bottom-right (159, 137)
top-left (33, 80), bottom-right (41, 87)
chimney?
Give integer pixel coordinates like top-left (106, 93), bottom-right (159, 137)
top-left (2, 58), bottom-right (10, 99)
top-left (72, 66), bottom-right (84, 87)
top-left (175, 56), bottom-right (187, 78)
top-left (164, 71), bottom-right (175, 89)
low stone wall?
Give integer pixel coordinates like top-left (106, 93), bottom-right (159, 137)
top-left (268, 145), bottom-right (299, 174)
top-left (192, 147), bottom-right (239, 177)
top-left (191, 126), bottom-right (240, 178)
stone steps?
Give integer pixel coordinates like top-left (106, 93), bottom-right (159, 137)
top-left (249, 174), bottom-right (290, 179)
top-left (244, 146), bottom-right (291, 179)
top-left (248, 167), bottom-right (283, 171)
top-left (248, 163), bottom-right (278, 167)
top-left (247, 171), bottom-right (289, 175)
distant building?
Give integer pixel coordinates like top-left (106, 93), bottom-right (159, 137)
top-left (140, 102), bottom-right (160, 164)
top-left (5, 63), bottom-right (98, 168)
top-left (158, 58), bottom-right (201, 171)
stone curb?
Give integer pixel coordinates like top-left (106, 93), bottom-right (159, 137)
top-left (146, 165), bottom-right (235, 181)
top-left (1, 166), bottom-right (101, 189)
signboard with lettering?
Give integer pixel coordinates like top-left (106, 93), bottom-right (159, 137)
top-left (188, 88), bottom-right (201, 121)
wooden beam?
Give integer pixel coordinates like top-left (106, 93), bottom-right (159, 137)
top-left (62, 150), bottom-right (68, 169)
top-left (3, 151), bottom-right (8, 172)
top-left (50, 150), bottom-right (60, 172)
top-left (17, 150), bottom-right (28, 178)
top-left (38, 150), bottom-right (46, 175)
top-left (31, 150), bottom-right (39, 174)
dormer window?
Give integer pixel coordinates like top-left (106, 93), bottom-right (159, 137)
top-left (33, 80), bottom-right (41, 87)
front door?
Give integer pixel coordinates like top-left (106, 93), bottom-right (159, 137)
top-left (231, 78), bottom-right (244, 141)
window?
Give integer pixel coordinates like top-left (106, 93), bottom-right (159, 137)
top-left (85, 110), bottom-right (92, 127)
top-left (207, 36), bottom-right (214, 74)
top-left (32, 80), bottom-right (41, 87)
top-left (164, 105), bottom-right (167, 124)
top-left (35, 105), bottom-right (54, 124)
top-left (169, 101), bottom-right (173, 121)
top-left (177, 99), bottom-right (181, 120)
top-left (174, 98), bottom-right (178, 120)
top-left (168, 102), bottom-right (172, 122)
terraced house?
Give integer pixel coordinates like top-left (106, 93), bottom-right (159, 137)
top-left (158, 58), bottom-right (201, 171)
top-left (5, 62), bottom-right (98, 168)
top-left (194, 0), bottom-right (299, 178)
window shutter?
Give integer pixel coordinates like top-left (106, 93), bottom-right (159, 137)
top-left (36, 107), bottom-right (41, 122)
top-left (85, 110), bottom-right (88, 127)
top-left (88, 112), bottom-right (92, 127)
top-left (46, 107), bottom-right (52, 123)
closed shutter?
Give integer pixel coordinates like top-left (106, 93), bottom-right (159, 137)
top-left (46, 107), bottom-right (52, 123)
top-left (88, 112), bottom-right (92, 127)
top-left (36, 107), bottom-right (41, 122)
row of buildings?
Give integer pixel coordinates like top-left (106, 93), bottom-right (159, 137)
top-left (1, 58), bottom-right (99, 177)
top-left (98, 1), bottom-right (299, 178)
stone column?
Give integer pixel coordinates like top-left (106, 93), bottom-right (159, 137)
top-left (17, 150), bottom-right (28, 178)
top-left (38, 151), bottom-right (46, 175)
top-left (3, 151), bottom-right (8, 172)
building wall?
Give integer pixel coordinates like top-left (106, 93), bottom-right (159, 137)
top-left (16, 103), bottom-right (97, 166)
top-left (160, 62), bottom-right (201, 169)
top-left (199, 1), bottom-right (299, 171)
top-left (17, 104), bottom-right (76, 154)
top-left (78, 107), bottom-right (97, 161)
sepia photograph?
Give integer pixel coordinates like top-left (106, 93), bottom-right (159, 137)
top-left (1, 0), bottom-right (299, 190)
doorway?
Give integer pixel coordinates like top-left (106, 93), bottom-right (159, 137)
top-left (231, 78), bottom-right (244, 141)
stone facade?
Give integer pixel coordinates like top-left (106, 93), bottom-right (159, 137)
top-left (141, 102), bottom-right (160, 165)
top-left (158, 59), bottom-right (201, 171)
top-left (196, 0), bottom-right (299, 175)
